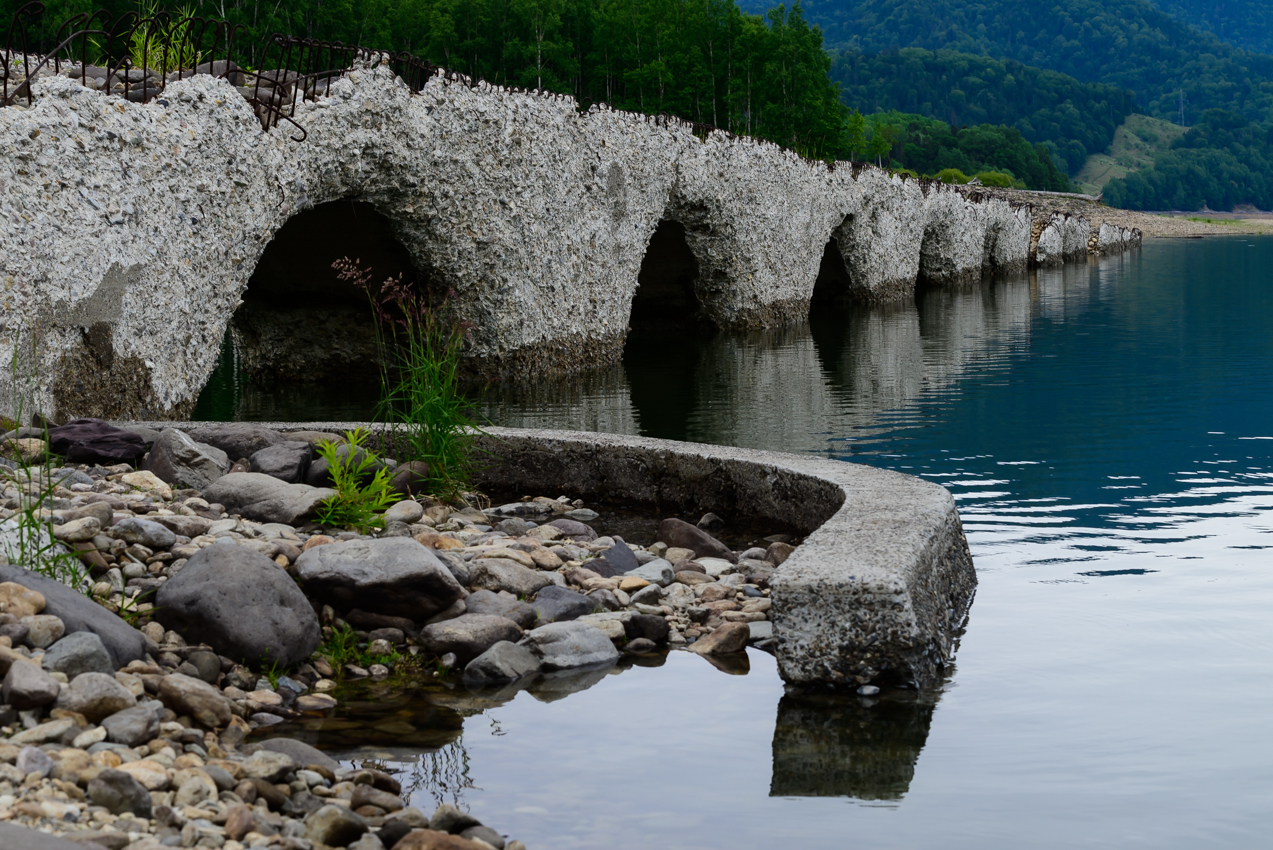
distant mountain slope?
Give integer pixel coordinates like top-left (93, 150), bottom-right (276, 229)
top-left (1073, 114), bottom-right (1186, 195)
top-left (743, 0), bottom-right (1273, 124)
top-left (1151, 1), bottom-right (1273, 56)
top-left (831, 48), bottom-right (1138, 173)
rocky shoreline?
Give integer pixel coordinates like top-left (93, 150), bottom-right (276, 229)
top-left (0, 420), bottom-right (788, 849)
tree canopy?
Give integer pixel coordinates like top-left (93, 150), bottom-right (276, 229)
top-left (741, 0), bottom-right (1273, 127)
top-left (863, 111), bottom-right (1072, 192)
top-left (830, 47), bottom-right (1138, 174)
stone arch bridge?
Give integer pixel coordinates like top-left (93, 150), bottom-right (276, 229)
top-left (0, 58), bottom-right (1138, 421)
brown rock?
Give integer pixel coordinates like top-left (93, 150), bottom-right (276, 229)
top-left (393, 830), bottom-right (489, 850)
top-left (351, 783), bottom-right (404, 812)
top-left (674, 571), bottom-right (714, 586)
top-left (656, 518), bottom-right (737, 563)
top-left (0, 582), bottom-right (45, 617)
top-left (413, 531), bottom-right (442, 548)
top-left (158, 673), bottom-right (233, 728)
top-left (302, 535), bottom-right (334, 552)
top-left (529, 548), bottom-right (562, 570)
top-left (687, 622), bottom-right (750, 655)
top-left (224, 803), bottom-right (257, 840)
top-left (766, 541), bottom-right (796, 565)
top-left (697, 585), bottom-right (732, 604)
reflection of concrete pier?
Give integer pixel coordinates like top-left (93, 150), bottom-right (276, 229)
top-left (771, 692), bottom-right (938, 800)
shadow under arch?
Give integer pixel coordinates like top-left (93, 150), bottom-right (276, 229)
top-left (623, 218), bottom-right (716, 440)
top-left (192, 199), bottom-right (425, 420)
top-left (628, 219), bottom-right (704, 326)
top-left (809, 234), bottom-right (855, 310)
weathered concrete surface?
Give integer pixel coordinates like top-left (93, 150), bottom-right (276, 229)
top-left (463, 427), bottom-right (975, 689)
top-left (0, 62), bottom-right (1135, 421)
top-left (128, 422), bottom-right (975, 689)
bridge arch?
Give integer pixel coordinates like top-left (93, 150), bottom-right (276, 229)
top-left (628, 219), bottom-right (706, 328)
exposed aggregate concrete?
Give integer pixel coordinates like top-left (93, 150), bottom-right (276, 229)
top-left (0, 60), bottom-right (1137, 422)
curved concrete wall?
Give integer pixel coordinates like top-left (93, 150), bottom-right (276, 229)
top-left (135, 422), bottom-right (970, 690)
top-left (0, 61), bottom-right (1134, 421)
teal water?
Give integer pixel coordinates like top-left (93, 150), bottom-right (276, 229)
top-left (229, 238), bottom-right (1273, 847)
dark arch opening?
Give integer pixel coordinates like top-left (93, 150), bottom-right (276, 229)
top-left (193, 200), bottom-right (424, 420)
top-left (628, 220), bottom-right (702, 326)
top-left (810, 236), bottom-right (854, 309)
top-left (623, 219), bottom-right (712, 439)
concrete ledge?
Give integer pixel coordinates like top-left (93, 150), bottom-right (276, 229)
top-left (122, 422), bottom-right (977, 689)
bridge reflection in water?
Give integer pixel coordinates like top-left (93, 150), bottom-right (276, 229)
top-left (482, 255), bottom-right (1128, 451)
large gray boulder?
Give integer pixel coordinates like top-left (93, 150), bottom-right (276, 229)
top-left (530, 586), bottom-right (598, 626)
top-left (188, 423), bottom-right (286, 461)
top-left (462, 640), bottom-right (541, 686)
top-left (55, 672), bottom-right (136, 722)
top-left (463, 589), bottom-right (536, 629)
top-left (419, 614), bottom-right (523, 666)
top-left (155, 545), bottom-right (320, 668)
top-left (295, 538), bottom-right (466, 622)
top-left (112, 517), bottom-right (176, 550)
top-left (249, 442), bottom-right (313, 484)
top-left (468, 559), bottom-right (553, 597)
top-left (521, 621), bottom-right (620, 670)
top-left (203, 473), bottom-right (336, 525)
top-left (101, 702), bottom-right (163, 746)
top-left (143, 428), bottom-right (231, 490)
top-left (252, 737), bottom-right (341, 773)
top-left (0, 566), bottom-right (148, 668)
top-left (656, 518), bottom-right (737, 563)
top-left (88, 768), bottom-right (153, 817)
top-left (2, 660), bottom-right (59, 709)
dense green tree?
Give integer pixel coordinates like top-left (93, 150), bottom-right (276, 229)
top-left (1150, 1), bottom-right (1273, 56)
top-left (866, 111), bottom-right (1072, 191)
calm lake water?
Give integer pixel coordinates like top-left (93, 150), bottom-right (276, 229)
top-left (223, 237), bottom-right (1273, 848)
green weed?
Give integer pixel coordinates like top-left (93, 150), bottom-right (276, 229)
top-left (312, 428), bottom-right (398, 533)
top-left (333, 258), bottom-right (487, 501)
top-left (1, 329), bottom-right (92, 591)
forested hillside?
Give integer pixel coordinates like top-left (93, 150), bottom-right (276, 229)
top-left (830, 48), bottom-right (1137, 173)
top-left (1151, 1), bottom-right (1273, 56)
top-left (744, 0), bottom-right (1273, 125)
top-left (1105, 110), bottom-right (1273, 210)
top-left (868, 112), bottom-right (1072, 191)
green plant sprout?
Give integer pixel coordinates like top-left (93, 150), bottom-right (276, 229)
top-left (312, 429), bottom-right (397, 533)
